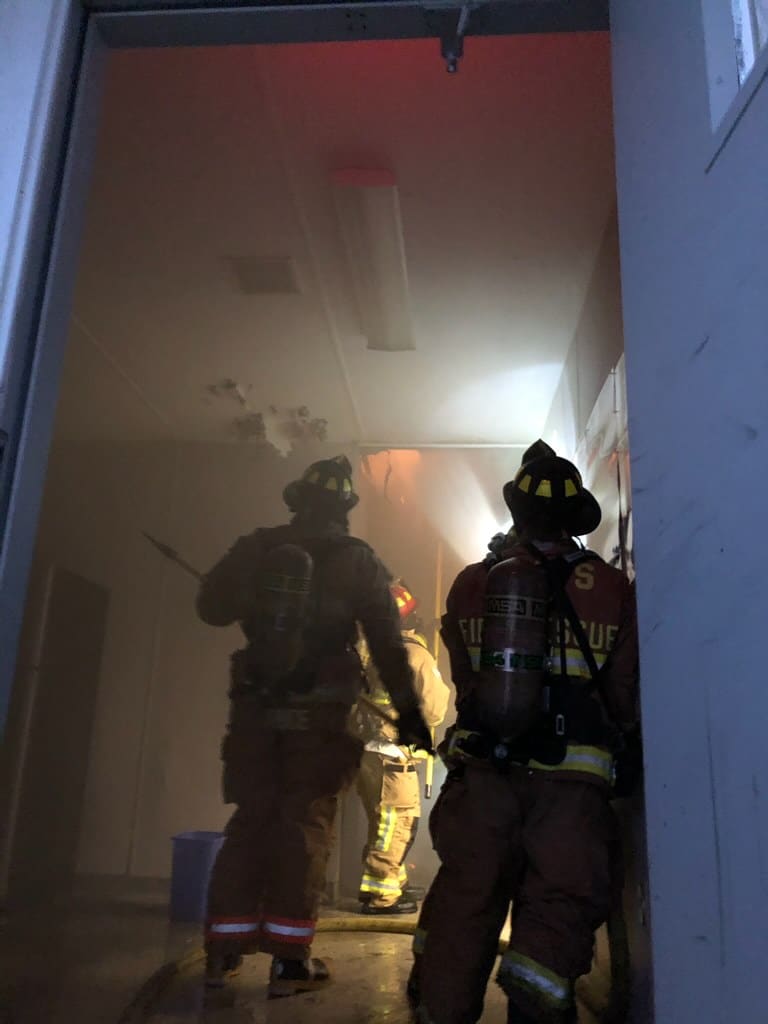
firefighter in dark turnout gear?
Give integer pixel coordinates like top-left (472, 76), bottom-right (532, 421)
top-left (409, 441), bottom-right (554, 1012)
top-left (198, 455), bottom-right (431, 996)
top-left (440, 441), bottom-right (555, 714)
top-left (416, 455), bottom-right (639, 1024)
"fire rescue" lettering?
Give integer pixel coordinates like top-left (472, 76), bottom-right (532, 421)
top-left (554, 619), bottom-right (619, 654)
top-left (459, 617), bottom-right (483, 645)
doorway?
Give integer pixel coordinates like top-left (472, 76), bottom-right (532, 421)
top-left (0, 3), bottom-right (643, 1021)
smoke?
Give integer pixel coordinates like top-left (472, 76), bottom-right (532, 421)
top-left (360, 448), bottom-right (519, 565)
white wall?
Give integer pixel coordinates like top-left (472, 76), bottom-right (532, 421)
top-left (543, 207), bottom-right (624, 458)
top-left (542, 202), bottom-right (654, 1021)
top-left (611, 3), bottom-right (768, 1020)
top-left (18, 437), bottom-right (522, 883)
top-left (8, 436), bottom-right (362, 881)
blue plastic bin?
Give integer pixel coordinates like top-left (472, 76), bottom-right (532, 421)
top-left (169, 830), bottom-right (225, 923)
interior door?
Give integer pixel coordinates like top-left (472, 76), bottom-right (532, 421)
top-left (8, 567), bottom-right (109, 900)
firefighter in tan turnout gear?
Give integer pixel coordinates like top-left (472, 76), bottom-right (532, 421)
top-left (355, 581), bottom-right (450, 914)
top-left (416, 454), bottom-right (640, 1024)
top-left (196, 455), bottom-right (432, 996)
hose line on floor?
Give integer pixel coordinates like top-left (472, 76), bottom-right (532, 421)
top-left (116, 918), bottom-right (420, 1023)
top-left (117, 913), bottom-right (628, 1022)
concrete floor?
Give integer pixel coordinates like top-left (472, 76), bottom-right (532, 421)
top-left (0, 879), bottom-right (601, 1024)
top-left (0, 877), bottom-right (197, 1023)
top-left (148, 931), bottom-right (511, 1024)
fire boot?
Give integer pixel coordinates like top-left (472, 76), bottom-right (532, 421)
top-left (402, 884), bottom-right (426, 901)
top-left (507, 1004), bottom-right (577, 1024)
top-left (268, 956), bottom-right (332, 998)
top-left (406, 959), bottom-right (421, 1006)
top-left (361, 894), bottom-right (418, 915)
top-left (204, 951), bottom-right (243, 988)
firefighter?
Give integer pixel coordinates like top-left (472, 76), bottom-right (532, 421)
top-left (196, 455), bottom-right (432, 996)
top-left (409, 440), bottom-right (554, 1013)
top-left (441, 441), bottom-right (556, 714)
top-left (416, 454), bottom-right (640, 1024)
top-left (355, 580), bottom-right (450, 914)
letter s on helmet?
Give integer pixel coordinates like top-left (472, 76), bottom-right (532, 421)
top-left (283, 455), bottom-right (359, 512)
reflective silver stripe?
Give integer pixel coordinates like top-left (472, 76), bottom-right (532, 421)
top-left (262, 921), bottom-right (314, 937)
top-left (508, 962), bottom-right (569, 1003)
top-left (209, 922), bottom-right (260, 934)
top-left (499, 952), bottom-right (572, 1008)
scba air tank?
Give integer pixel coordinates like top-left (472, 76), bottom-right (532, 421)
top-left (249, 543), bottom-right (314, 682)
top-left (476, 554), bottom-right (551, 739)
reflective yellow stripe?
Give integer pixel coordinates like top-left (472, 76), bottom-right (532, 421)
top-left (529, 743), bottom-right (613, 783)
top-left (468, 644), bottom-right (481, 671)
top-left (412, 926), bottom-right (427, 955)
top-left (450, 730), bottom-right (613, 783)
top-left (446, 728), bottom-right (478, 761)
top-left (498, 950), bottom-right (573, 1009)
top-left (375, 807), bottom-right (397, 851)
top-left (556, 646), bottom-right (608, 680)
top-left (360, 874), bottom-right (401, 895)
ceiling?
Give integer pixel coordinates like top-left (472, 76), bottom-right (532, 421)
top-left (57, 31), bottom-right (616, 447)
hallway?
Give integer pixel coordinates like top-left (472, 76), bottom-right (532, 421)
top-left (0, 878), bottom-right (604, 1023)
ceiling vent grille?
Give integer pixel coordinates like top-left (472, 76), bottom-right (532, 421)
top-left (226, 256), bottom-right (301, 296)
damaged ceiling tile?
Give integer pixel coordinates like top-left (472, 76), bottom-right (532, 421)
top-left (208, 380), bottom-right (328, 453)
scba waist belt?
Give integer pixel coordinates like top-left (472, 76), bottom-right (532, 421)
top-left (384, 763), bottom-right (417, 774)
top-left (446, 728), bottom-right (614, 784)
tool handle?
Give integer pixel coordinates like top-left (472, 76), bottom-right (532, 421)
top-left (424, 729), bottom-right (435, 799)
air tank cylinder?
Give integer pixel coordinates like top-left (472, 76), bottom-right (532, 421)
top-left (476, 554), bottom-right (550, 739)
top-left (246, 543), bottom-right (314, 683)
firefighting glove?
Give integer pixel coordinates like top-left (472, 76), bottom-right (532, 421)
top-left (397, 706), bottom-right (434, 755)
top-left (612, 726), bottom-right (644, 799)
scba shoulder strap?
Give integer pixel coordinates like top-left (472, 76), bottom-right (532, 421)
top-left (525, 543), bottom-right (620, 738)
top-left (552, 550), bottom-right (604, 684)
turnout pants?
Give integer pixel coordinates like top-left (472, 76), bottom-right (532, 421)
top-left (356, 750), bottom-right (420, 907)
top-left (418, 764), bottom-right (620, 1024)
top-left (206, 705), bottom-right (362, 961)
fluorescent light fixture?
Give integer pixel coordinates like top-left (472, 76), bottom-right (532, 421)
top-left (331, 168), bottom-right (415, 352)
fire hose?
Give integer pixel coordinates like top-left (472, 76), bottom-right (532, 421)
top-left (117, 913), bottom-right (628, 1023)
